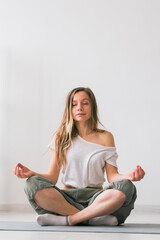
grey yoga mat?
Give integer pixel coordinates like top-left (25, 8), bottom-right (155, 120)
top-left (0, 221), bottom-right (160, 234)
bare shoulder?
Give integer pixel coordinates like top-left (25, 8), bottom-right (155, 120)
top-left (98, 130), bottom-right (115, 147)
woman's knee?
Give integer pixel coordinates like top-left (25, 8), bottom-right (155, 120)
top-left (119, 179), bottom-right (136, 192)
top-left (119, 179), bottom-right (137, 202)
top-left (108, 179), bottom-right (137, 204)
top-left (24, 176), bottom-right (55, 201)
top-left (107, 179), bottom-right (137, 225)
top-left (24, 176), bottom-right (39, 199)
top-left (114, 189), bottom-right (126, 202)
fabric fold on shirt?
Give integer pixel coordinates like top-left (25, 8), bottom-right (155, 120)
top-left (48, 134), bottom-right (118, 188)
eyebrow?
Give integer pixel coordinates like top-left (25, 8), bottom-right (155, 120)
top-left (72, 98), bottom-right (90, 102)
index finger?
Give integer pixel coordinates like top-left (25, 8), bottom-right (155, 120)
top-left (137, 166), bottom-right (145, 178)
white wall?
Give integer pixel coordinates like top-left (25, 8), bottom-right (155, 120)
top-left (0, 0), bottom-right (160, 207)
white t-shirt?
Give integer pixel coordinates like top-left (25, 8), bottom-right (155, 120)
top-left (48, 135), bottom-right (118, 188)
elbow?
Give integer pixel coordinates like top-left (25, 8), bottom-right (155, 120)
top-left (51, 178), bottom-right (58, 185)
top-left (48, 176), bottom-right (58, 185)
top-left (47, 172), bottom-right (59, 185)
top-left (107, 173), bottom-right (118, 183)
top-left (108, 179), bottom-right (113, 184)
top-left (107, 176), bottom-right (113, 183)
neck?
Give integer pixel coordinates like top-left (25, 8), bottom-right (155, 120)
top-left (75, 123), bottom-right (93, 137)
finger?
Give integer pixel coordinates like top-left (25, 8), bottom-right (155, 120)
top-left (13, 167), bottom-right (18, 176)
top-left (17, 163), bottom-right (24, 169)
top-left (16, 166), bottom-right (22, 178)
top-left (13, 167), bottom-right (16, 175)
top-left (138, 166), bottom-right (144, 179)
top-left (135, 166), bottom-right (142, 180)
top-left (137, 166), bottom-right (145, 179)
top-left (15, 166), bottom-right (19, 176)
top-left (134, 168), bottom-right (139, 180)
top-left (133, 170), bottom-right (137, 181)
top-left (20, 167), bottom-right (29, 178)
top-left (16, 166), bottom-right (20, 177)
top-left (140, 166), bottom-right (145, 177)
top-left (18, 168), bottom-right (23, 178)
top-left (19, 167), bottom-right (26, 178)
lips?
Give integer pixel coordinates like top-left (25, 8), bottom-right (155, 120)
top-left (76, 113), bottom-right (85, 116)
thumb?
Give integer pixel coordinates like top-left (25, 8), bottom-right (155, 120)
top-left (17, 163), bottom-right (24, 169)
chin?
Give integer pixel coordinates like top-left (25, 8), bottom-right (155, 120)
top-left (75, 117), bottom-right (90, 122)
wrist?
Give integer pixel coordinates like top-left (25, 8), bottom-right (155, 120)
top-left (124, 173), bottom-right (132, 181)
top-left (30, 171), bottom-right (36, 177)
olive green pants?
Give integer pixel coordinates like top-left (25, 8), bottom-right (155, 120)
top-left (24, 176), bottom-right (137, 225)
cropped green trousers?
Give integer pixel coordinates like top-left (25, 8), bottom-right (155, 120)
top-left (24, 176), bottom-right (137, 225)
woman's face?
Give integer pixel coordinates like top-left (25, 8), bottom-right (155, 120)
top-left (71, 91), bottom-right (92, 123)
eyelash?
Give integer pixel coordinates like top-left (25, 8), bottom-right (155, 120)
top-left (72, 102), bottom-right (89, 106)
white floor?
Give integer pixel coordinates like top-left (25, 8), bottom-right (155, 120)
top-left (0, 205), bottom-right (160, 240)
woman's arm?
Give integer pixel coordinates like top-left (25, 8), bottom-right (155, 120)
top-left (13, 149), bottom-right (61, 184)
top-left (103, 131), bottom-right (145, 183)
top-left (105, 163), bottom-right (145, 183)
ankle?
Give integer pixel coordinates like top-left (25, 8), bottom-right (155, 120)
top-left (66, 216), bottom-right (73, 226)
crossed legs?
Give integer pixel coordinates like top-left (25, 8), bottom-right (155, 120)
top-left (34, 187), bottom-right (125, 226)
top-left (24, 177), bottom-right (136, 226)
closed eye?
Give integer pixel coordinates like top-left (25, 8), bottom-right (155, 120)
top-left (83, 102), bottom-right (89, 105)
top-left (72, 102), bottom-right (89, 106)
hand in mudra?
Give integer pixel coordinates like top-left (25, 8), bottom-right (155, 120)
top-left (13, 163), bottom-right (33, 178)
top-left (126, 165), bottom-right (145, 181)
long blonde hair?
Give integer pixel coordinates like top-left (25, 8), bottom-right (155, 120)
top-left (51, 87), bottom-right (105, 168)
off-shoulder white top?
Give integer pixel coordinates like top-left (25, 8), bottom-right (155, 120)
top-left (48, 135), bottom-right (118, 188)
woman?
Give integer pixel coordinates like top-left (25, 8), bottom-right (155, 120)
top-left (13, 87), bottom-right (145, 226)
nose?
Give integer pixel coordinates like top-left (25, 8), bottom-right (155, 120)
top-left (77, 103), bottom-right (83, 110)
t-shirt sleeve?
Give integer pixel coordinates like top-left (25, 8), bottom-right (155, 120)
top-left (104, 148), bottom-right (118, 168)
top-left (48, 134), bottom-right (57, 151)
